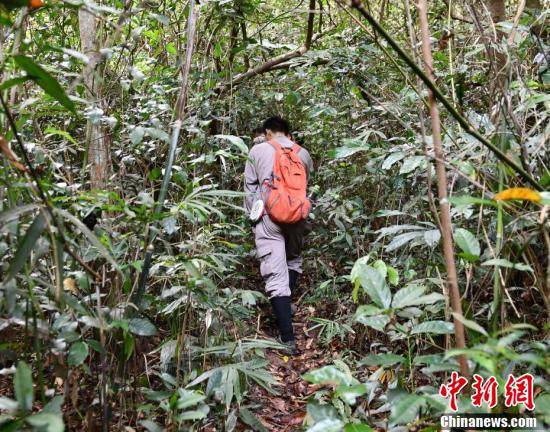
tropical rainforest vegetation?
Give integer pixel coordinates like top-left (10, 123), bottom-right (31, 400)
top-left (0, 0), bottom-right (549, 430)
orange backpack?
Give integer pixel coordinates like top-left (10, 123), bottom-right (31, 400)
top-left (263, 139), bottom-right (311, 224)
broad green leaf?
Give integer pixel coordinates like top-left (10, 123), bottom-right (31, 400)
top-left (139, 420), bottom-right (164, 432)
top-left (214, 134), bottom-right (248, 154)
top-left (389, 394), bottom-right (425, 425)
top-left (130, 126), bottom-right (145, 145)
top-left (354, 265), bottom-right (391, 309)
top-left (534, 394), bottom-right (550, 421)
top-left (177, 409), bottom-right (207, 421)
top-left (307, 419), bottom-right (344, 432)
top-left (129, 318), bottom-right (158, 336)
top-left (385, 231), bottom-right (424, 252)
top-left (399, 156), bottom-right (424, 174)
top-left (451, 313), bottom-right (488, 336)
top-left (411, 320), bottom-right (454, 335)
top-left (0, 397), bottom-right (18, 412)
top-left (176, 389), bottom-right (205, 409)
top-left (423, 229), bottom-right (440, 247)
top-left (239, 408), bottom-right (268, 432)
top-left (454, 228), bottom-right (480, 261)
top-left (302, 365), bottom-right (354, 387)
top-left (306, 401), bottom-right (339, 423)
top-left (13, 55), bottom-right (75, 112)
top-left (5, 211), bottom-right (47, 283)
top-left (344, 424), bottom-right (374, 432)
top-left (354, 305), bottom-right (390, 331)
top-left (335, 384), bottom-right (368, 405)
top-left (68, 342), bottom-right (89, 366)
top-left (391, 284), bottom-right (425, 308)
top-left (371, 260), bottom-right (387, 278)
top-left (42, 396), bottom-right (64, 414)
top-left (25, 413), bottom-right (64, 432)
top-left (14, 361), bottom-right (33, 413)
top-left (381, 152), bottom-right (406, 170)
top-left (360, 353), bottom-right (405, 367)
top-left (481, 258), bottom-right (533, 272)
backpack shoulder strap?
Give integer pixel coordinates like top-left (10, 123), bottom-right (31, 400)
top-left (267, 139), bottom-right (282, 152)
top-left (292, 143), bottom-right (302, 154)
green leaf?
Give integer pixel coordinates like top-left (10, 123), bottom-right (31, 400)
top-left (68, 342), bottom-right (89, 366)
top-left (354, 265), bottom-right (391, 309)
top-left (44, 128), bottom-right (79, 146)
top-left (454, 228), bottom-right (480, 261)
top-left (42, 396), bottom-right (64, 414)
top-left (130, 126), bottom-right (145, 145)
top-left (14, 361), bottom-right (33, 413)
top-left (387, 266), bottom-right (399, 286)
top-left (177, 409), bottom-right (207, 421)
top-left (239, 408), bottom-right (268, 432)
top-left (451, 313), bottom-right (488, 336)
top-left (0, 204), bottom-right (41, 225)
top-left (481, 258), bottom-right (533, 272)
top-left (360, 353), bottom-right (405, 367)
top-left (5, 211), bottom-right (47, 283)
top-left (389, 394), bottom-right (425, 426)
top-left (13, 55), bottom-right (75, 112)
top-left (381, 152), bottom-right (406, 170)
top-left (129, 318), bottom-right (158, 336)
top-left (176, 389), bottom-right (205, 409)
top-left (335, 384), bottom-right (368, 405)
top-left (448, 195), bottom-right (496, 208)
top-left (139, 420), bottom-right (164, 432)
top-left (0, 397), bottom-right (18, 413)
top-left (302, 365), bottom-right (354, 387)
top-left (354, 305), bottom-right (389, 331)
top-left (344, 423), bottom-right (374, 432)
top-left (307, 419), bottom-right (344, 432)
top-left (534, 394), bottom-right (550, 421)
top-left (0, 76), bottom-right (29, 91)
top-left (306, 401), bottom-right (339, 423)
top-left (411, 320), bottom-right (454, 335)
top-left (25, 413), bottom-right (64, 432)
top-left (214, 134), bottom-right (248, 154)
top-left (391, 284), bottom-right (425, 308)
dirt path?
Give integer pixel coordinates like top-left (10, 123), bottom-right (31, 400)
top-left (244, 306), bottom-right (336, 431)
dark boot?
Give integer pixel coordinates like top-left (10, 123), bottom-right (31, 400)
top-left (270, 296), bottom-right (295, 345)
top-left (289, 270), bottom-right (300, 296)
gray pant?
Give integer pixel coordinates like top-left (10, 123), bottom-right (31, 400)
top-left (254, 216), bottom-right (311, 298)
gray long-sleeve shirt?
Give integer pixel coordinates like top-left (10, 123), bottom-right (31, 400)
top-left (244, 135), bottom-right (314, 213)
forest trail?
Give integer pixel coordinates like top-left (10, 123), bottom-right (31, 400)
top-left (247, 304), bottom-right (333, 431)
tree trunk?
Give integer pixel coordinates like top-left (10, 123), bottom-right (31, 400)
top-left (417, 0), bottom-right (469, 378)
top-left (79, 7), bottom-right (110, 189)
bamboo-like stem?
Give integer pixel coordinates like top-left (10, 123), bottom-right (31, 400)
top-left (348, 0), bottom-right (541, 191)
top-left (416, 0), bottom-right (469, 377)
top-left (132, 0), bottom-right (199, 309)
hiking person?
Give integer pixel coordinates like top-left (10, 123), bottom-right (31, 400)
top-left (244, 116), bottom-right (313, 354)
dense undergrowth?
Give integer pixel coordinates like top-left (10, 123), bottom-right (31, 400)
top-left (0, 0), bottom-right (549, 431)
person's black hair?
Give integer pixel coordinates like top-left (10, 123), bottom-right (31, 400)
top-left (252, 126), bottom-right (265, 136)
top-left (263, 116), bottom-right (290, 135)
